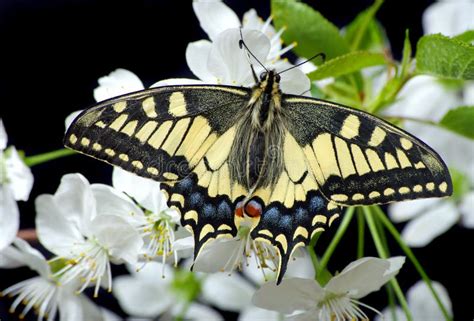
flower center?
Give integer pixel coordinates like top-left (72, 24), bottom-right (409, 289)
top-left (52, 239), bottom-right (111, 297)
top-left (317, 293), bottom-right (380, 321)
top-left (139, 210), bottom-right (177, 265)
top-left (223, 225), bottom-right (278, 280)
top-left (1, 276), bottom-right (60, 321)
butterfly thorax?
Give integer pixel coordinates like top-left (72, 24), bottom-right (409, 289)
top-left (228, 70), bottom-right (285, 190)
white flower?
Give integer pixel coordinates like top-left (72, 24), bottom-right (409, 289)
top-left (94, 68), bottom-right (145, 102)
top-left (376, 280), bottom-right (452, 321)
top-left (423, 0), bottom-right (474, 37)
top-left (113, 261), bottom-right (222, 320)
top-left (192, 225), bottom-right (279, 279)
top-left (187, 1), bottom-right (310, 94)
top-left (112, 167), bottom-right (193, 265)
top-left (389, 193), bottom-right (473, 247)
top-left (252, 257), bottom-right (405, 321)
top-left (0, 238), bottom-right (104, 321)
top-left (65, 68), bottom-right (146, 130)
top-left (35, 173), bottom-right (143, 296)
top-left (0, 119), bottom-right (34, 250)
top-left (197, 250), bottom-right (314, 321)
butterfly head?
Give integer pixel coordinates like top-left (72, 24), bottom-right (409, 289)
top-left (259, 70), bottom-right (281, 83)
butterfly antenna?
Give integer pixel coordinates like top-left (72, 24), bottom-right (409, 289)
top-left (239, 28), bottom-right (268, 82)
top-left (277, 52), bottom-right (326, 75)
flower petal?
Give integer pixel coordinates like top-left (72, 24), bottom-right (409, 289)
top-left (401, 201), bottom-right (459, 247)
top-left (12, 238), bottom-right (50, 277)
top-left (326, 257), bottom-right (403, 299)
top-left (0, 238), bottom-right (49, 277)
top-left (53, 173), bottom-right (96, 232)
top-left (408, 280), bottom-right (453, 320)
top-left (285, 249), bottom-right (315, 279)
top-left (238, 306), bottom-right (280, 321)
top-left (375, 306), bottom-right (406, 321)
top-left (178, 303), bottom-right (223, 321)
top-left (460, 191), bottom-right (474, 228)
top-left (35, 194), bottom-right (86, 257)
top-left (0, 186), bottom-right (19, 250)
top-left (384, 75), bottom-right (461, 122)
top-left (91, 183), bottom-right (144, 224)
top-left (93, 68), bottom-right (144, 102)
top-left (277, 66), bottom-right (311, 96)
top-left (113, 272), bottom-right (173, 317)
top-left (60, 293), bottom-right (104, 321)
top-left (388, 198), bottom-right (440, 223)
top-left (252, 278), bottom-right (323, 314)
top-left (186, 40), bottom-right (216, 82)
top-left (90, 214), bottom-right (142, 264)
top-left (128, 261), bottom-right (173, 280)
top-left (208, 29), bottom-right (270, 86)
top-left (65, 110), bottom-right (82, 131)
top-left (150, 78), bottom-right (204, 88)
top-left (423, 1), bottom-right (474, 36)
top-left (5, 147), bottom-right (34, 201)
top-left (0, 118), bottom-right (7, 149)
top-left (193, 0), bottom-right (240, 41)
top-left (192, 238), bottom-right (241, 273)
top-left (201, 272), bottom-right (255, 312)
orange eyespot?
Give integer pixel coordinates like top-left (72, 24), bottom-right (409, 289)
top-left (245, 200), bottom-right (262, 218)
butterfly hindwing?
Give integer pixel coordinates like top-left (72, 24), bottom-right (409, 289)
top-left (250, 163), bottom-right (341, 282)
top-left (282, 95), bottom-right (452, 206)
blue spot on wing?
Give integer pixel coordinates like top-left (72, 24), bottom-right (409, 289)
top-left (202, 203), bottom-right (216, 218)
top-left (189, 192), bottom-right (204, 208)
top-left (218, 200), bottom-right (232, 218)
top-left (309, 196), bottom-right (324, 212)
top-left (263, 207), bottom-right (280, 221)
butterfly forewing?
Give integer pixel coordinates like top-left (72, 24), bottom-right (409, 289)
top-left (65, 85), bottom-right (250, 182)
top-left (282, 95), bottom-right (452, 206)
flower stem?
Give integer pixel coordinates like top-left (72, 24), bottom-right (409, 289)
top-left (363, 206), bottom-right (413, 321)
top-left (373, 206), bottom-right (453, 321)
top-left (317, 207), bottom-right (355, 279)
top-left (24, 148), bottom-right (75, 167)
top-left (356, 209), bottom-right (365, 258)
top-left (308, 232), bottom-right (321, 278)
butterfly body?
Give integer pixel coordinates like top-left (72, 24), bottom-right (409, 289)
top-left (65, 73), bottom-right (452, 282)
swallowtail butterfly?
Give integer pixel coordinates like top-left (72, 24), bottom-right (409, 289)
top-left (65, 50), bottom-right (452, 283)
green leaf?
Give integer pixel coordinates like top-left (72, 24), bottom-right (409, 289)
top-left (450, 168), bottom-right (470, 201)
top-left (439, 106), bottom-right (474, 139)
top-left (415, 34), bottom-right (474, 80)
top-left (454, 30), bottom-right (474, 44)
top-left (271, 0), bottom-right (349, 60)
top-left (344, 0), bottom-right (385, 51)
top-left (309, 51), bottom-right (386, 80)
top-left (400, 29), bottom-right (412, 77)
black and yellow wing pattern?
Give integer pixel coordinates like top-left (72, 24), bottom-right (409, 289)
top-left (65, 85), bottom-right (252, 259)
top-left (282, 95), bottom-right (452, 205)
top-left (65, 83), bottom-right (451, 283)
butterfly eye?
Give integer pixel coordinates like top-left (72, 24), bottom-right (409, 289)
top-left (260, 72), bottom-right (268, 81)
top-left (275, 74), bottom-right (281, 83)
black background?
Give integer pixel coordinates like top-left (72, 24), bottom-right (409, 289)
top-left (0, 0), bottom-right (471, 320)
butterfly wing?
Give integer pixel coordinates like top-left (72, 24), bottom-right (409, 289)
top-left (65, 85), bottom-right (252, 257)
top-left (282, 95), bottom-right (453, 206)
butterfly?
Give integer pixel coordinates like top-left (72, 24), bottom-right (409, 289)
top-left (65, 66), bottom-right (452, 283)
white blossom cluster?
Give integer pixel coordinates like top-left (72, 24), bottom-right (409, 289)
top-left (1, 0), bottom-right (470, 320)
